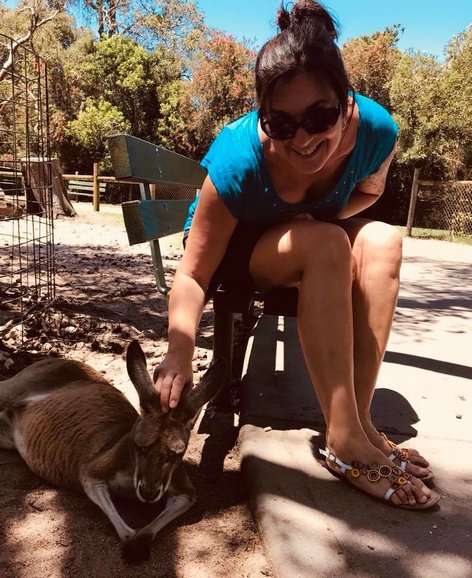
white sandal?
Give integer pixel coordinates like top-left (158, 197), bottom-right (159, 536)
top-left (320, 447), bottom-right (440, 510)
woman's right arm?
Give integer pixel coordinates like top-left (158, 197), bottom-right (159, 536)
top-left (155, 176), bottom-right (237, 412)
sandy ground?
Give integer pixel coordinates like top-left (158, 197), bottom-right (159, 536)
top-left (0, 202), bottom-right (272, 578)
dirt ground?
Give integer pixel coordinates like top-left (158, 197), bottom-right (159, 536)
top-left (0, 203), bottom-right (273, 578)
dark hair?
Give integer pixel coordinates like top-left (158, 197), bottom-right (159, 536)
top-left (255, 0), bottom-right (353, 114)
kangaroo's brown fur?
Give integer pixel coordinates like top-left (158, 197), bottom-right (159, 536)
top-left (0, 342), bottom-right (226, 562)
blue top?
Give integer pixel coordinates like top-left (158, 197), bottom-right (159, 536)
top-left (184, 94), bottom-right (398, 230)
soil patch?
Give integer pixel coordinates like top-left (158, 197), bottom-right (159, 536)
top-left (0, 203), bottom-right (272, 578)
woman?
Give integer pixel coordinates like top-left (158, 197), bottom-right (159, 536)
top-left (155, 0), bottom-right (439, 509)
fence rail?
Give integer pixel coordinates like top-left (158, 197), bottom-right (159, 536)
top-left (406, 169), bottom-right (472, 237)
top-left (62, 162), bottom-right (141, 210)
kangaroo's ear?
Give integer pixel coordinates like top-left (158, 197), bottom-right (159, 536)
top-left (126, 341), bottom-right (161, 413)
top-left (174, 358), bottom-right (227, 425)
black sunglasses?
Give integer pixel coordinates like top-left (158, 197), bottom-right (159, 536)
top-left (259, 103), bottom-right (341, 140)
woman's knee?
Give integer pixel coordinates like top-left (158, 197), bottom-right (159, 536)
top-left (249, 220), bottom-right (352, 289)
top-left (293, 220), bottom-right (353, 267)
top-left (355, 222), bottom-right (403, 275)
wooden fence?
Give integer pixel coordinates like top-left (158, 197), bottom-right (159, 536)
top-left (406, 168), bottom-right (472, 236)
top-left (62, 162), bottom-right (136, 212)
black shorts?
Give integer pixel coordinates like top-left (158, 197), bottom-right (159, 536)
top-left (183, 222), bottom-right (268, 295)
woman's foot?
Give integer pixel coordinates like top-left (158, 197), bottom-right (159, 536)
top-left (361, 421), bottom-right (433, 479)
top-left (324, 435), bottom-right (438, 508)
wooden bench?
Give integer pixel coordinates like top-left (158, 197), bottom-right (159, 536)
top-left (0, 167), bottom-right (23, 194)
top-left (67, 179), bottom-right (107, 201)
top-left (108, 134), bottom-right (298, 408)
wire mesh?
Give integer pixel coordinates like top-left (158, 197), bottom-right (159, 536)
top-left (0, 34), bottom-right (55, 342)
top-left (415, 180), bottom-right (472, 236)
top-left (152, 183), bottom-right (198, 200)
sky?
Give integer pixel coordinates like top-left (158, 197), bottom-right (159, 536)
top-left (196, 0), bottom-right (472, 59)
top-left (3, 0), bottom-right (472, 60)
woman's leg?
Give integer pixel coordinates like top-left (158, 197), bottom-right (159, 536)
top-left (339, 219), bottom-right (430, 476)
top-left (249, 218), bottom-right (433, 506)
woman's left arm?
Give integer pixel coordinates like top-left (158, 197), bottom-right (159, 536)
top-left (336, 147), bottom-right (395, 219)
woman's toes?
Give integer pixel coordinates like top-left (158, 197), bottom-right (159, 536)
top-left (408, 452), bottom-right (429, 468)
top-left (410, 478), bottom-right (431, 503)
top-left (406, 462), bottom-right (431, 478)
top-left (401, 483), bottom-right (419, 505)
top-left (389, 491), bottom-right (402, 506)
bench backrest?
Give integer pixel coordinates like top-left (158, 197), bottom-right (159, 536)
top-left (109, 134), bottom-right (206, 188)
top-left (108, 133), bottom-right (298, 316)
top-left (109, 134), bottom-right (204, 244)
top-left (109, 134), bottom-right (206, 294)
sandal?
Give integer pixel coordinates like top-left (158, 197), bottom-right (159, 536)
top-left (380, 433), bottom-right (434, 481)
top-left (320, 447), bottom-right (440, 510)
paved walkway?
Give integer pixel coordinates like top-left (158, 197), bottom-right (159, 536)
top-left (238, 237), bottom-right (472, 578)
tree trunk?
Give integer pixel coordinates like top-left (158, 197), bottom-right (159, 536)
top-left (21, 158), bottom-right (76, 217)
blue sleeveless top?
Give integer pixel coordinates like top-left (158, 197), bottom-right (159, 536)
top-left (184, 94), bottom-right (397, 230)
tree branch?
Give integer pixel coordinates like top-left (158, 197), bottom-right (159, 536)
top-left (0, 5), bottom-right (58, 82)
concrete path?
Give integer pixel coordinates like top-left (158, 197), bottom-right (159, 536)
top-left (238, 237), bottom-right (472, 578)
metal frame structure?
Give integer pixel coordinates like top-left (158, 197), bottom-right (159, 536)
top-left (0, 33), bottom-right (55, 342)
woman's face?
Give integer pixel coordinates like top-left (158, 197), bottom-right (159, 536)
top-left (262, 70), bottom-right (345, 175)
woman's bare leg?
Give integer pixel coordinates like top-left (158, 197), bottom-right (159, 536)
top-left (249, 218), bottom-right (433, 505)
top-left (340, 219), bottom-right (430, 476)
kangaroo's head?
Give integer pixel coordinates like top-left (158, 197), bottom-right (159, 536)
top-left (126, 340), bottom-right (226, 503)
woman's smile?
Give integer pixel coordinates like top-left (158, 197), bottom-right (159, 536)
top-left (289, 140), bottom-right (324, 158)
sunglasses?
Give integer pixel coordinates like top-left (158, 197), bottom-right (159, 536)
top-left (259, 103), bottom-right (341, 140)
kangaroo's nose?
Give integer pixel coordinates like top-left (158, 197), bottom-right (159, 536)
top-left (137, 480), bottom-right (162, 503)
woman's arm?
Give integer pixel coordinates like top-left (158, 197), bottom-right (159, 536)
top-left (155, 176), bottom-right (237, 412)
top-left (336, 148), bottom-right (395, 219)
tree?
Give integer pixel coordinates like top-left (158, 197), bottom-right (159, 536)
top-left (389, 50), bottom-right (444, 173)
top-left (342, 25), bottom-right (402, 110)
top-left (0, 0), bottom-right (59, 81)
top-left (65, 0), bottom-right (206, 46)
top-left (53, 33), bottom-right (186, 170)
top-left (133, 0), bottom-right (207, 60)
top-left (441, 26), bottom-right (472, 177)
top-left (67, 96), bottom-right (130, 167)
top-left (158, 32), bottom-right (256, 159)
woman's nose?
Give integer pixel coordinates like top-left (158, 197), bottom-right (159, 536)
top-left (291, 126), bottom-right (314, 146)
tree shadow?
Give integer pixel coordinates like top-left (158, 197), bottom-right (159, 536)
top-left (394, 256), bottom-right (472, 343)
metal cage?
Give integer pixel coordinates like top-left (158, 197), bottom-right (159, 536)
top-left (0, 33), bottom-right (55, 344)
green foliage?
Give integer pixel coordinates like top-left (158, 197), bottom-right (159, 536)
top-left (134, 0), bottom-right (207, 57)
top-left (390, 27), bottom-right (472, 179)
top-left (1, 0), bottom-right (471, 198)
top-left (441, 26), bottom-right (472, 177)
top-left (67, 35), bottom-right (165, 139)
top-left (389, 51), bottom-right (444, 171)
top-left (342, 25), bottom-right (402, 109)
top-left (66, 97), bottom-right (130, 167)
top-left (157, 32), bottom-right (256, 159)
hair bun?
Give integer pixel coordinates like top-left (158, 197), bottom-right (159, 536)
top-left (276, 6), bottom-right (291, 31)
top-left (277, 1), bottom-right (338, 40)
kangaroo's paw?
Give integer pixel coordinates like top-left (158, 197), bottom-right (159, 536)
top-left (122, 532), bottom-right (153, 564)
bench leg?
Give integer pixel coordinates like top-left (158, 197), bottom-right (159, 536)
top-left (211, 310), bottom-right (233, 410)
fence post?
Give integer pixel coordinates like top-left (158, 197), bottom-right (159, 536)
top-left (406, 168), bottom-right (420, 236)
top-left (93, 162), bottom-right (100, 212)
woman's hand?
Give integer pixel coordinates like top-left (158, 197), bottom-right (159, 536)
top-left (154, 175), bottom-right (236, 413)
top-left (153, 353), bottom-right (194, 413)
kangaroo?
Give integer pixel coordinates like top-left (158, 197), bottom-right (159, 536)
top-left (0, 341), bottom-right (226, 561)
